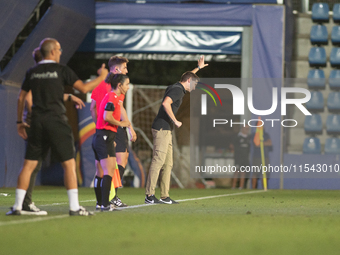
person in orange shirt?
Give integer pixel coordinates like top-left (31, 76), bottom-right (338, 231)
top-left (90, 56), bottom-right (136, 209)
top-left (92, 73), bottom-right (131, 211)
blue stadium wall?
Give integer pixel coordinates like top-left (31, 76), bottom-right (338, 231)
top-left (0, 0), bottom-right (95, 187)
top-left (0, 1), bottom-right (284, 187)
top-left (2, 1), bottom-right (327, 190)
top-left (81, 2), bottom-right (286, 189)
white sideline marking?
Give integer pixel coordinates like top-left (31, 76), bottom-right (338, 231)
top-left (40, 200), bottom-right (96, 207)
top-left (177, 190), bottom-right (266, 202)
top-left (1, 190), bottom-right (266, 226)
top-left (117, 190), bottom-right (266, 210)
top-left (0, 215), bottom-right (69, 226)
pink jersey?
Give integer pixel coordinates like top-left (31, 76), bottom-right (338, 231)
top-left (91, 80), bottom-right (125, 116)
top-left (96, 92), bottom-right (121, 133)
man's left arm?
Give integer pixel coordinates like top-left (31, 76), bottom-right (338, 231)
top-left (264, 139), bottom-right (272, 147)
top-left (63, 94), bottom-right (85, 109)
top-left (72, 64), bottom-right (108, 93)
top-left (191, 55), bottom-right (208, 74)
top-left (263, 132), bottom-right (272, 147)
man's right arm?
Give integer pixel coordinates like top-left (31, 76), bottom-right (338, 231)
top-left (73, 64), bottom-right (108, 93)
top-left (25, 91), bottom-right (33, 114)
top-left (162, 96), bottom-right (182, 128)
top-left (17, 89), bottom-right (29, 139)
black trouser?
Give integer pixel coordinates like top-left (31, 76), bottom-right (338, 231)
top-left (22, 160), bottom-right (42, 209)
top-left (23, 126), bottom-right (42, 209)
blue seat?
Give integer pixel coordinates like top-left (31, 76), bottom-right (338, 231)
top-left (305, 91), bottom-right (324, 112)
top-left (304, 114), bottom-right (323, 135)
top-left (308, 47), bottom-right (327, 67)
top-left (303, 137), bottom-right (321, 154)
top-left (329, 69), bottom-right (340, 90)
top-left (324, 137), bottom-right (340, 154)
top-left (310, 25), bottom-right (328, 45)
top-left (331, 26), bottom-right (340, 46)
top-left (307, 69), bottom-right (325, 89)
top-left (311, 3), bottom-right (330, 23)
top-left (333, 4), bottom-right (340, 23)
top-left (327, 92), bottom-right (340, 112)
top-left (330, 47), bottom-right (340, 67)
top-left (326, 114), bottom-right (340, 135)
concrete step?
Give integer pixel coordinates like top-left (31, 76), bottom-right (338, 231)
top-left (287, 13), bottom-right (340, 154)
top-left (294, 12), bottom-right (336, 35)
top-left (290, 60), bottom-right (333, 79)
top-left (287, 126), bottom-right (331, 154)
top-left (293, 39), bottom-right (334, 59)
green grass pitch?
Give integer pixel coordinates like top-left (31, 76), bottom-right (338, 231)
top-left (1, 187), bottom-right (340, 255)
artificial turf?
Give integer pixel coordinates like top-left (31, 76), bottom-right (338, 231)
top-left (0, 187), bottom-right (340, 255)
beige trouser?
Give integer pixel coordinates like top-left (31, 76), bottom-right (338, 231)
top-left (145, 129), bottom-right (173, 198)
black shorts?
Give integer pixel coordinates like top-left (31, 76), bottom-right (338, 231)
top-left (252, 157), bottom-right (270, 178)
top-left (235, 160), bottom-right (250, 178)
top-left (92, 129), bottom-right (116, 161)
top-left (25, 115), bottom-right (75, 162)
top-left (115, 127), bottom-right (129, 153)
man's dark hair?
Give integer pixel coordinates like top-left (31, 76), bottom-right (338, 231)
top-left (105, 73), bottom-right (129, 89)
top-left (180, 71), bottom-right (199, 82)
top-left (108, 56), bottom-right (129, 70)
top-left (32, 47), bottom-right (43, 64)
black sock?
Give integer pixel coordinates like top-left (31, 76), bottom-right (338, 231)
top-left (94, 176), bottom-right (102, 206)
top-left (116, 165), bottom-right (125, 197)
top-left (118, 165), bottom-right (125, 180)
top-left (101, 175), bottom-right (112, 207)
top-left (115, 187), bottom-right (118, 197)
top-left (118, 164), bottom-right (125, 184)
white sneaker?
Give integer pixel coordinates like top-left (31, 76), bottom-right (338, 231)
top-left (21, 203), bottom-right (48, 216)
top-left (110, 196), bottom-right (128, 207)
top-left (159, 197), bottom-right (179, 205)
top-left (101, 204), bottom-right (116, 212)
top-left (69, 206), bottom-right (94, 216)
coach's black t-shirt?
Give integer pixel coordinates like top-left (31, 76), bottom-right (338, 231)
top-left (152, 82), bottom-right (186, 131)
top-left (21, 62), bottom-right (79, 117)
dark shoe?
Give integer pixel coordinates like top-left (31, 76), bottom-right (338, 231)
top-left (101, 204), bottom-right (116, 212)
top-left (110, 196), bottom-right (128, 207)
top-left (96, 204), bottom-right (101, 211)
top-left (6, 207), bottom-right (21, 216)
top-left (145, 195), bottom-right (162, 204)
top-left (69, 206), bottom-right (94, 216)
top-left (22, 202), bottom-right (48, 215)
top-left (159, 197), bottom-right (179, 204)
